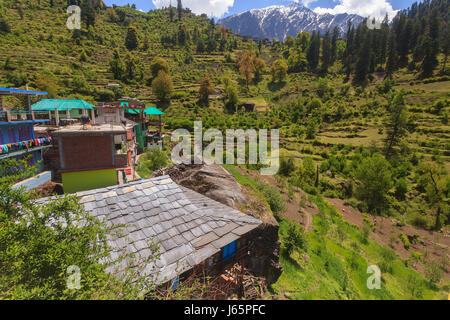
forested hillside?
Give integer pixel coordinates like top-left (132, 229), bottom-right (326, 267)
top-left (0, 0), bottom-right (245, 106)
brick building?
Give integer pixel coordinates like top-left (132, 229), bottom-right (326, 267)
top-left (51, 124), bottom-right (132, 193)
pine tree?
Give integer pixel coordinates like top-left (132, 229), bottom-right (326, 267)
top-left (125, 26), bottom-right (139, 51)
top-left (331, 27), bottom-right (339, 65)
top-left (379, 14), bottom-right (390, 68)
top-left (81, 0), bottom-right (96, 28)
top-left (385, 32), bottom-right (398, 78)
top-left (321, 29), bottom-right (332, 73)
top-left (177, 0), bottom-right (183, 21)
top-left (178, 24), bottom-right (188, 46)
top-left (109, 49), bottom-right (124, 80)
top-left (124, 52), bottom-right (137, 82)
top-left (442, 26), bottom-right (449, 73)
top-left (306, 31), bottom-right (320, 71)
top-left (384, 90), bottom-right (410, 158)
top-left (169, 4), bottom-right (174, 22)
top-left (343, 23), bottom-right (354, 78)
top-left (354, 23), bottom-right (371, 84)
top-left (420, 8), bottom-right (440, 78)
top-left (400, 19), bottom-right (413, 67)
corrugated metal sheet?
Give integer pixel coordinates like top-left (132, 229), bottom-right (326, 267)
top-left (31, 99), bottom-right (94, 111)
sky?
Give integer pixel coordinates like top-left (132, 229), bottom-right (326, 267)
top-left (102, 0), bottom-right (419, 19)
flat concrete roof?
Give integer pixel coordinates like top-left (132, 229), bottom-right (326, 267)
top-left (51, 124), bottom-right (127, 136)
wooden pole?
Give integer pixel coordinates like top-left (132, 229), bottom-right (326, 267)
top-left (55, 108), bottom-right (59, 126)
top-left (91, 108), bottom-right (96, 124)
top-left (159, 115), bottom-right (162, 138)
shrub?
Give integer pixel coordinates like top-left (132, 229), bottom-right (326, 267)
top-left (424, 260), bottom-right (443, 285)
top-left (281, 220), bottom-right (309, 255)
top-left (394, 178), bottom-right (407, 201)
top-left (407, 212), bottom-right (429, 228)
top-left (399, 232), bottom-right (410, 249)
top-left (96, 89), bottom-right (115, 102)
top-left (361, 222), bottom-right (371, 244)
top-left (255, 181), bottom-right (285, 214)
top-left (279, 157), bottom-right (296, 177)
top-left (137, 148), bottom-right (169, 178)
top-left (379, 247), bottom-right (396, 274)
top-left (0, 15), bottom-right (10, 33)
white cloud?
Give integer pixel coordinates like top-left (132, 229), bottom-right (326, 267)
top-left (152, 0), bottom-right (235, 18)
top-left (313, 0), bottom-right (398, 20)
top-left (294, 0), bottom-right (319, 7)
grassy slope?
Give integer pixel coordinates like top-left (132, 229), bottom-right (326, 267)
top-left (225, 168), bottom-right (448, 300)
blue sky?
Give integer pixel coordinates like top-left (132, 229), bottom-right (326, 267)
top-left (102, 0), bottom-right (419, 19)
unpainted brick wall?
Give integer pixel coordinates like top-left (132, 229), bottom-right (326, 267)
top-left (60, 135), bottom-right (113, 170)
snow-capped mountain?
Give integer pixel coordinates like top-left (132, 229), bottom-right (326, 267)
top-left (217, 3), bottom-right (364, 41)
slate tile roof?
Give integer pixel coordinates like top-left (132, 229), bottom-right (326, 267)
top-left (35, 176), bottom-right (262, 285)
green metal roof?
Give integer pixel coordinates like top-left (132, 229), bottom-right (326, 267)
top-left (145, 107), bottom-right (164, 115)
top-left (125, 107), bottom-right (164, 115)
top-left (31, 99), bottom-right (95, 111)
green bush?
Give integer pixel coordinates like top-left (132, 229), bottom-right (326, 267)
top-left (424, 260), bottom-right (443, 285)
top-left (399, 232), bottom-right (410, 249)
top-left (137, 148), bottom-right (169, 178)
top-left (379, 247), bottom-right (397, 274)
top-left (279, 157), bottom-right (296, 177)
top-left (0, 15), bottom-right (10, 33)
top-left (280, 220), bottom-right (309, 255)
top-left (255, 180), bottom-right (285, 214)
top-left (407, 212), bottom-right (429, 228)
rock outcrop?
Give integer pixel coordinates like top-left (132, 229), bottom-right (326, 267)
top-left (152, 163), bottom-right (282, 285)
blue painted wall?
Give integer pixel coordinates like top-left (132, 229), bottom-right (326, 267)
top-left (0, 122), bottom-right (43, 172)
top-left (0, 123), bottom-right (34, 145)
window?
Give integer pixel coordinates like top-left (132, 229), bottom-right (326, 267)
top-left (222, 241), bottom-right (237, 261)
top-left (170, 276), bottom-right (180, 291)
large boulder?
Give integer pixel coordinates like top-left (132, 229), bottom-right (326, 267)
top-left (152, 163), bottom-right (282, 285)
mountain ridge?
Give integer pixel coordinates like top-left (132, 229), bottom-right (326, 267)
top-left (218, 3), bottom-right (365, 40)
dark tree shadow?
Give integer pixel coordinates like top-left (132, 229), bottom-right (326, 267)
top-left (268, 81), bottom-right (286, 92)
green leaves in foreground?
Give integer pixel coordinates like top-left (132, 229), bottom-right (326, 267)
top-left (0, 159), bottom-right (159, 299)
